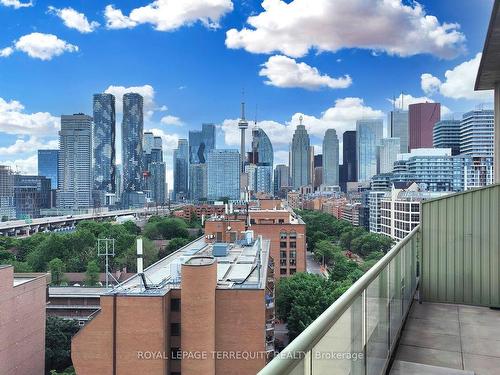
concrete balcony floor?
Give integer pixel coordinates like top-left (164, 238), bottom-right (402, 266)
top-left (390, 301), bottom-right (500, 375)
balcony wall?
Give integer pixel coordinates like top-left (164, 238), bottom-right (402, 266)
top-left (420, 183), bottom-right (500, 307)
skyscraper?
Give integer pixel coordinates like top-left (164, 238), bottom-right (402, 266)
top-left (122, 93), bottom-right (144, 206)
top-left (37, 149), bottom-right (59, 189)
top-left (207, 150), bottom-right (240, 200)
top-left (57, 114), bottom-right (93, 209)
top-left (173, 139), bottom-right (189, 201)
top-left (0, 165), bottom-right (15, 219)
top-left (274, 164), bottom-right (289, 197)
top-left (14, 175), bottom-right (51, 219)
top-left (92, 93), bottom-right (116, 204)
top-left (433, 120), bottom-right (461, 156)
top-left (249, 127), bottom-right (274, 194)
top-left (460, 109), bottom-right (494, 157)
top-left (188, 123), bottom-right (215, 200)
top-left (143, 135), bottom-right (165, 205)
top-left (343, 130), bottom-right (357, 183)
top-left (379, 137), bottom-right (401, 173)
top-left (409, 102), bottom-right (441, 150)
top-left (388, 109), bottom-right (409, 153)
top-left (291, 117), bottom-right (311, 189)
top-left (357, 119), bottom-right (383, 182)
top-left (323, 129), bottom-right (339, 186)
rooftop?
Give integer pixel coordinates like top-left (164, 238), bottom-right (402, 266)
top-left (111, 236), bottom-right (270, 296)
top-left (475, 0), bottom-right (500, 90)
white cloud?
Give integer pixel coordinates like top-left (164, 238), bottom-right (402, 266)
top-left (0, 154), bottom-right (38, 175)
top-left (48, 6), bottom-right (100, 33)
top-left (274, 150), bottom-right (289, 165)
top-left (13, 32), bottom-right (78, 60)
top-left (0, 0), bottom-right (32, 9)
top-left (389, 93), bottom-right (452, 117)
top-left (104, 84), bottom-right (156, 117)
top-left (104, 5), bottom-right (138, 29)
top-left (0, 47), bottom-right (13, 57)
top-left (259, 55), bottom-right (352, 90)
top-left (104, 0), bottom-right (233, 31)
top-left (0, 97), bottom-right (60, 136)
top-left (0, 137), bottom-right (58, 156)
top-left (226, 0), bottom-right (465, 59)
top-left (421, 53), bottom-right (493, 101)
top-left (161, 115), bottom-right (183, 126)
top-left (221, 97), bottom-right (384, 149)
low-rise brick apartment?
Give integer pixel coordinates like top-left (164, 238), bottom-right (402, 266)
top-left (204, 206), bottom-right (306, 278)
top-left (0, 265), bottom-right (49, 375)
top-left (72, 236), bottom-right (275, 375)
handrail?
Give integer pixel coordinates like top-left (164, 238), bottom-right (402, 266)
top-left (258, 225), bottom-right (420, 375)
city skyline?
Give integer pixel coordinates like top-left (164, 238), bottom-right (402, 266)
top-left (0, 0), bottom-right (496, 189)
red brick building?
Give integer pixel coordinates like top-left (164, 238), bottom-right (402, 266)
top-left (72, 237), bottom-right (275, 375)
top-left (0, 265), bottom-right (49, 375)
top-left (204, 207), bottom-right (306, 279)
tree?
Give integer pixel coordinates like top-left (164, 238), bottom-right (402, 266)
top-left (48, 258), bottom-right (65, 286)
top-left (0, 249), bottom-right (15, 264)
top-left (313, 240), bottom-right (341, 266)
top-left (45, 317), bottom-right (79, 373)
top-left (276, 272), bottom-right (336, 339)
top-left (122, 220), bottom-right (141, 235)
top-left (85, 260), bottom-right (100, 287)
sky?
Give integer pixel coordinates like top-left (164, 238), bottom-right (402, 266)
top-left (0, 0), bottom-right (496, 188)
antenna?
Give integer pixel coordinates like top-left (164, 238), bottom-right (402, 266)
top-left (97, 238), bottom-right (118, 289)
top-left (254, 104), bottom-right (258, 127)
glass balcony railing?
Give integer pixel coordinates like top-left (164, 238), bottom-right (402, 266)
top-left (258, 226), bottom-right (420, 375)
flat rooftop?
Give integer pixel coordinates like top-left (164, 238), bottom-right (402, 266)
top-left (391, 301), bottom-right (500, 375)
top-left (111, 236), bottom-right (270, 296)
top-left (49, 287), bottom-right (111, 297)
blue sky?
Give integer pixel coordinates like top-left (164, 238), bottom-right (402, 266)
top-left (0, 0), bottom-right (495, 186)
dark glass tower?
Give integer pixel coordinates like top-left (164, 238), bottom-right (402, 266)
top-left (122, 93), bottom-right (144, 193)
top-left (93, 93), bottom-right (116, 200)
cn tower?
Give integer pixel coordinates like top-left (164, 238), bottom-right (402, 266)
top-left (238, 101), bottom-right (248, 172)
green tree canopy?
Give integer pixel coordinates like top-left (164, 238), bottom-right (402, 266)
top-left (276, 273), bottom-right (336, 339)
top-left (85, 260), bottom-right (100, 287)
top-left (45, 317), bottom-right (79, 373)
top-left (48, 258), bottom-right (65, 286)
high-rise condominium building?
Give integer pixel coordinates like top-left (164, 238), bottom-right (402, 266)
top-left (460, 109), bottom-right (494, 157)
top-left (37, 149), bottom-right (59, 189)
top-left (173, 139), bottom-right (189, 201)
top-left (57, 114), bottom-right (93, 209)
top-left (207, 150), bottom-right (240, 200)
top-left (291, 119), bottom-right (311, 189)
top-left (388, 109), bottom-right (409, 153)
top-left (122, 93), bottom-right (144, 199)
top-left (379, 137), bottom-right (401, 173)
top-left (433, 120), bottom-right (461, 156)
top-left (0, 165), bottom-right (15, 219)
top-left (322, 129), bottom-right (339, 186)
top-left (408, 102), bottom-right (440, 150)
top-left (92, 93), bottom-right (116, 204)
top-left (149, 162), bottom-right (166, 205)
top-left (357, 119), bottom-right (383, 182)
top-left (189, 123), bottom-right (215, 200)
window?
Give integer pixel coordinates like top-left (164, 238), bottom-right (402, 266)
top-left (171, 323), bottom-right (180, 336)
top-left (171, 298), bottom-right (180, 312)
top-left (280, 231), bottom-right (287, 240)
top-left (290, 250), bottom-right (296, 259)
top-left (280, 250), bottom-right (287, 259)
top-left (280, 241), bottom-right (287, 249)
top-left (289, 242), bottom-right (296, 249)
top-left (289, 269), bottom-right (296, 275)
top-left (215, 232), bottom-right (223, 242)
top-left (280, 268), bottom-right (287, 275)
top-left (289, 231), bottom-right (297, 239)
top-left (278, 219), bottom-right (285, 224)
